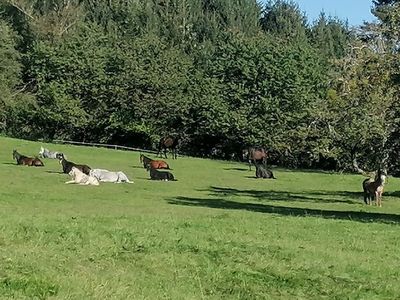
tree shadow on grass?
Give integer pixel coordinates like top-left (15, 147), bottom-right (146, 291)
top-left (167, 196), bottom-right (400, 225)
top-left (132, 165), bottom-right (144, 169)
top-left (223, 167), bottom-right (248, 171)
top-left (205, 186), bottom-right (362, 205)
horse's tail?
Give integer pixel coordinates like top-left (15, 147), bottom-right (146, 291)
top-left (362, 178), bottom-right (370, 192)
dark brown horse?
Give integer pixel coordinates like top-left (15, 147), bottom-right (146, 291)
top-left (242, 147), bottom-right (268, 171)
top-left (157, 135), bottom-right (179, 159)
top-left (12, 150), bottom-right (44, 166)
top-left (56, 153), bottom-right (91, 175)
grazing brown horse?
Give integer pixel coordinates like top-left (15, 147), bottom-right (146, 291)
top-left (242, 147), bottom-right (268, 171)
top-left (158, 135), bottom-right (179, 159)
top-left (12, 150), bottom-right (44, 166)
top-left (362, 169), bottom-right (387, 207)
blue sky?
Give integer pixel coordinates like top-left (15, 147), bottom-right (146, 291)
top-left (262, 0), bottom-right (377, 26)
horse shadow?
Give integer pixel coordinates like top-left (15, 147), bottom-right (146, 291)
top-left (167, 196), bottom-right (400, 225)
top-left (2, 162), bottom-right (16, 165)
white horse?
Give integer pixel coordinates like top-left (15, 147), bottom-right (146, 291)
top-left (66, 167), bottom-right (99, 186)
top-left (90, 169), bottom-right (133, 183)
top-left (39, 146), bottom-right (64, 159)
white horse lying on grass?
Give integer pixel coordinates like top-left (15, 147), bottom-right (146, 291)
top-left (66, 167), bottom-right (99, 186)
top-left (39, 146), bottom-right (64, 159)
top-left (90, 169), bottom-right (133, 183)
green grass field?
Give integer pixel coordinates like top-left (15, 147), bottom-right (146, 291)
top-left (1, 136), bottom-right (400, 299)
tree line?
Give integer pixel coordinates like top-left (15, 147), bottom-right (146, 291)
top-left (1, 0), bottom-right (400, 174)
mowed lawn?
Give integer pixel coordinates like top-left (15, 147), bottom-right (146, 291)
top-left (1, 136), bottom-right (400, 299)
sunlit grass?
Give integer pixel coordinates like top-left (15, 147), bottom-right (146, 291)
top-left (1, 136), bottom-right (400, 299)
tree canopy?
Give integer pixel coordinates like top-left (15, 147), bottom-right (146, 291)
top-left (1, 0), bottom-right (400, 173)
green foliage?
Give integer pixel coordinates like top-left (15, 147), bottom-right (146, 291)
top-left (310, 13), bottom-right (352, 59)
top-left (261, 0), bottom-right (308, 41)
top-left (0, 19), bottom-right (35, 136)
top-left (3, 0), bottom-right (400, 171)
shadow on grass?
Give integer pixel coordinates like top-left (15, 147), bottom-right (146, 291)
top-left (45, 171), bottom-right (64, 174)
top-left (385, 191), bottom-right (400, 198)
top-left (168, 196), bottom-right (400, 224)
top-left (132, 165), bottom-right (144, 169)
top-left (2, 162), bottom-right (16, 165)
top-left (206, 186), bottom-right (361, 205)
top-left (224, 167), bottom-right (249, 172)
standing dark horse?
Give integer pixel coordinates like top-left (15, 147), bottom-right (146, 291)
top-left (12, 150), bottom-right (44, 166)
top-left (242, 147), bottom-right (268, 171)
top-left (362, 169), bottom-right (387, 207)
top-left (157, 136), bottom-right (179, 159)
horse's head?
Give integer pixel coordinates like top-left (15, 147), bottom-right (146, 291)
top-left (12, 149), bottom-right (18, 160)
top-left (242, 149), bottom-right (249, 161)
top-left (376, 168), bottom-right (387, 185)
top-left (56, 153), bottom-right (64, 163)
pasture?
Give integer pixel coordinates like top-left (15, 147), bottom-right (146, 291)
top-left (1, 136), bottom-right (400, 299)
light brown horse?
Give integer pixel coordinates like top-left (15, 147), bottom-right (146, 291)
top-left (147, 160), bottom-right (170, 170)
top-left (12, 149), bottom-right (44, 167)
top-left (362, 169), bottom-right (387, 207)
top-left (140, 154), bottom-right (170, 170)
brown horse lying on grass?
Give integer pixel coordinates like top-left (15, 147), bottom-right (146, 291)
top-left (12, 149), bottom-right (44, 166)
top-left (140, 154), bottom-right (170, 170)
top-left (148, 167), bottom-right (176, 181)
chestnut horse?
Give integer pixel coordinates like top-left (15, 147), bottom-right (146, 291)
top-left (242, 147), bottom-right (268, 171)
top-left (157, 135), bottom-right (179, 159)
top-left (140, 154), bottom-right (170, 170)
top-left (12, 149), bottom-right (44, 166)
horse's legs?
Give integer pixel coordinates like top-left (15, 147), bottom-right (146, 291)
top-left (375, 191), bottom-right (380, 207)
top-left (377, 191), bottom-right (382, 207)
